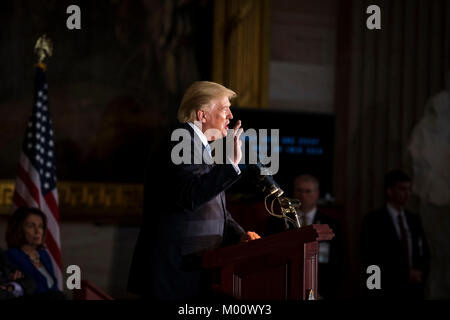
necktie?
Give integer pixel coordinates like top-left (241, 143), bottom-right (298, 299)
top-left (205, 143), bottom-right (212, 157)
top-left (398, 214), bottom-right (410, 268)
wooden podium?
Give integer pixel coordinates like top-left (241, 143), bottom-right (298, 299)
top-left (202, 224), bottom-right (334, 300)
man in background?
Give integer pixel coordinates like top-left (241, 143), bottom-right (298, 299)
top-left (360, 170), bottom-right (430, 299)
top-left (266, 174), bottom-right (345, 299)
top-left (293, 174), bottom-right (345, 299)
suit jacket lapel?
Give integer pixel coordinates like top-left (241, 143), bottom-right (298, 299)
top-left (13, 250), bottom-right (47, 287)
top-left (38, 251), bottom-right (52, 274)
top-left (219, 192), bottom-right (227, 219)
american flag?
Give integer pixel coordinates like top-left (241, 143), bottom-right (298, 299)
top-left (11, 64), bottom-right (62, 290)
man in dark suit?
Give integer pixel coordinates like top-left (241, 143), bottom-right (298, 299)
top-left (265, 174), bottom-right (345, 299)
top-left (360, 170), bottom-right (430, 299)
top-left (127, 81), bottom-right (260, 300)
top-left (1, 247), bottom-right (36, 300)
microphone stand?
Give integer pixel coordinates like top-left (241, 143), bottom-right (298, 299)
top-left (263, 187), bottom-right (304, 229)
top-left (247, 163), bottom-right (305, 229)
top-left (278, 197), bottom-right (303, 229)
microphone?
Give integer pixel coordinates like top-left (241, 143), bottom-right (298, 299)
top-left (247, 162), bottom-right (284, 197)
top-left (247, 163), bottom-right (303, 229)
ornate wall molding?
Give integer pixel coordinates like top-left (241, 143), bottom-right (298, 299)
top-left (0, 180), bottom-right (143, 223)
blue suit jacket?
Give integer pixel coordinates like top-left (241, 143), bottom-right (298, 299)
top-left (127, 123), bottom-right (245, 300)
top-left (5, 248), bottom-right (58, 294)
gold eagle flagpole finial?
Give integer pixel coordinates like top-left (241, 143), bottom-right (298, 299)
top-left (34, 34), bottom-right (53, 70)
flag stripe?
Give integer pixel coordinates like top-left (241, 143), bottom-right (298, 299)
top-left (40, 199), bottom-right (61, 249)
top-left (13, 178), bottom-right (39, 208)
top-left (44, 192), bottom-right (60, 223)
top-left (19, 153), bottom-right (42, 196)
top-left (49, 253), bottom-right (63, 292)
top-left (45, 231), bottom-right (62, 270)
top-left (17, 163), bottom-right (40, 206)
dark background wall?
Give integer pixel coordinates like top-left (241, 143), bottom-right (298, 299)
top-left (0, 0), bottom-right (449, 299)
top-left (334, 0), bottom-right (449, 297)
top-left (0, 0), bottom-right (212, 182)
top-left (269, 0), bottom-right (336, 113)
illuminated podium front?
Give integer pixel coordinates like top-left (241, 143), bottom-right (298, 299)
top-left (202, 224), bottom-right (334, 300)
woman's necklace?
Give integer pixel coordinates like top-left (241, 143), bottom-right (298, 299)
top-left (25, 250), bottom-right (40, 265)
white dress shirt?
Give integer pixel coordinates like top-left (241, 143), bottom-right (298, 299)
top-left (188, 122), bottom-right (240, 174)
top-left (37, 265), bottom-right (55, 289)
top-left (303, 207), bottom-right (317, 226)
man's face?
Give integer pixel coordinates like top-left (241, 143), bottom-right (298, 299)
top-left (387, 181), bottom-right (411, 208)
top-left (201, 95), bottom-right (233, 140)
top-left (23, 214), bottom-right (44, 247)
top-left (293, 180), bottom-right (319, 212)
